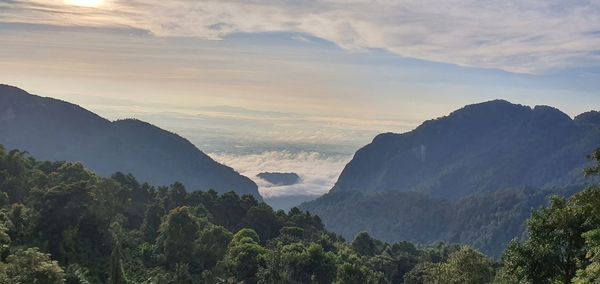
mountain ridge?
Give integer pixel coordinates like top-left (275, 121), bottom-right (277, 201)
top-left (0, 84), bottom-right (261, 200)
top-left (301, 99), bottom-right (600, 256)
top-left (328, 100), bottom-right (597, 198)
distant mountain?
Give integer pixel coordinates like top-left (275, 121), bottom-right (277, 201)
top-left (257, 172), bottom-right (301, 186)
top-left (0, 84), bottom-right (261, 200)
top-left (301, 100), bottom-right (600, 256)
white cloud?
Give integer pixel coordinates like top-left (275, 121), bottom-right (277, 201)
top-left (209, 151), bottom-right (351, 198)
top-left (2, 0), bottom-right (600, 73)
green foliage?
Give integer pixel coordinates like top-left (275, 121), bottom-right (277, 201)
top-left (64, 264), bottom-right (92, 284)
top-left (194, 224), bottom-right (232, 271)
top-left (498, 151), bottom-right (600, 284)
top-left (0, 247), bottom-right (65, 284)
top-left (258, 242), bottom-right (337, 284)
top-left (225, 228), bottom-right (266, 283)
top-left (442, 246), bottom-right (495, 283)
top-left (109, 223), bottom-right (128, 284)
top-left (404, 262), bottom-right (443, 284)
top-left (301, 186), bottom-right (580, 258)
top-left (2, 145), bottom-right (557, 283)
top-left (156, 207), bottom-right (200, 267)
top-left (352, 231), bottom-right (383, 257)
top-left (404, 246), bottom-right (494, 284)
top-left (370, 241), bottom-right (421, 283)
top-left (500, 190), bottom-right (596, 283)
top-left (0, 223), bottom-right (10, 260)
top-left (585, 148), bottom-right (600, 177)
top-left (572, 229), bottom-right (600, 283)
top-left (140, 204), bottom-right (163, 242)
top-left (334, 247), bottom-right (386, 284)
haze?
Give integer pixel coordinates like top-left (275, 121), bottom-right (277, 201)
top-left (1, 0), bottom-right (599, 204)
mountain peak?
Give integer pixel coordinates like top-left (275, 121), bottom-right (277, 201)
top-left (0, 84), bottom-right (30, 96)
top-left (575, 111), bottom-right (600, 125)
top-left (0, 85), bottom-right (261, 200)
top-left (449, 99), bottom-right (530, 119)
top-left (531, 105), bottom-right (572, 124)
top-left (330, 99), bottom-right (595, 199)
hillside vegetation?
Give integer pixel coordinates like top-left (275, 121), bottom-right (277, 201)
top-left (301, 100), bottom-right (600, 256)
top-left (1, 145), bottom-right (600, 283)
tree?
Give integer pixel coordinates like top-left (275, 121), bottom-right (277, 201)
top-left (585, 148), bottom-right (600, 177)
top-left (440, 246), bottom-right (495, 284)
top-left (404, 247), bottom-right (494, 284)
top-left (258, 243), bottom-right (337, 284)
top-left (8, 203), bottom-right (34, 246)
top-left (91, 179), bottom-right (130, 225)
top-left (241, 203), bottom-right (282, 243)
top-left (500, 196), bottom-right (586, 283)
top-left (352, 231), bottom-right (380, 257)
top-left (225, 229), bottom-right (266, 283)
top-left (29, 180), bottom-right (96, 262)
top-left (0, 149), bottom-right (34, 203)
top-left (0, 223), bottom-right (10, 260)
top-left (194, 223), bottom-right (232, 271)
top-left (334, 247), bottom-right (385, 284)
top-left (141, 204), bottom-right (163, 242)
top-left (499, 185), bottom-right (600, 283)
top-left (165, 182), bottom-right (187, 211)
top-left (156, 207), bottom-right (201, 268)
top-left (109, 223), bottom-right (128, 284)
top-left (404, 262), bottom-right (443, 284)
top-left (573, 229), bottom-right (600, 283)
top-left (0, 247), bottom-right (65, 284)
top-left (370, 241), bottom-right (420, 283)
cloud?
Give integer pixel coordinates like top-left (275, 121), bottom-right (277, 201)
top-left (2, 0), bottom-right (600, 73)
top-left (209, 151), bottom-right (351, 198)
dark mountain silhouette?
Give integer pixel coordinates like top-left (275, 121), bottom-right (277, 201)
top-left (301, 100), bottom-right (600, 256)
top-left (0, 84), bottom-right (261, 200)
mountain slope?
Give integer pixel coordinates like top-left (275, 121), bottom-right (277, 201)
top-left (330, 100), bottom-right (598, 199)
top-left (0, 84), bottom-right (261, 200)
top-left (301, 100), bottom-right (600, 256)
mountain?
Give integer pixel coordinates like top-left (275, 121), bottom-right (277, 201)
top-left (0, 84), bottom-right (261, 200)
top-left (301, 100), bottom-right (600, 256)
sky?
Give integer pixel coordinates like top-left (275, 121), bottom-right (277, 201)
top-left (1, 0), bottom-right (599, 207)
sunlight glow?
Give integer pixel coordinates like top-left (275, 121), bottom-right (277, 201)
top-left (65, 0), bottom-right (103, 7)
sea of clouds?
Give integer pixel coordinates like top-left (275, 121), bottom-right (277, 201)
top-left (210, 150), bottom-right (352, 199)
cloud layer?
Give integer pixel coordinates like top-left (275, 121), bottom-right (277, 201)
top-left (2, 0), bottom-right (600, 73)
top-left (209, 151), bottom-right (351, 198)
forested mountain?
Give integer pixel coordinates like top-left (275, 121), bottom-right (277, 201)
top-left (0, 146), bottom-right (501, 283)
top-left (301, 100), bottom-right (600, 256)
top-left (1, 145), bottom-right (600, 283)
top-left (0, 84), bottom-right (260, 200)
top-left (330, 100), bottom-right (599, 198)
top-left (302, 186), bottom-right (582, 257)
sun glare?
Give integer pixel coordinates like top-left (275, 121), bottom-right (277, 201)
top-left (65, 0), bottom-right (103, 7)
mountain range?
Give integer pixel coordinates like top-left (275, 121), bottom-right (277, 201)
top-left (301, 100), bottom-right (600, 256)
top-left (0, 84), bottom-right (261, 200)
top-left (3, 84), bottom-right (600, 257)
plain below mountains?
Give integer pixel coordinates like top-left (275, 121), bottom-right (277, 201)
top-left (0, 84), bottom-right (261, 200)
top-left (301, 100), bottom-right (600, 257)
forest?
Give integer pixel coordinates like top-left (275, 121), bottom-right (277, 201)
top-left (0, 145), bottom-right (599, 283)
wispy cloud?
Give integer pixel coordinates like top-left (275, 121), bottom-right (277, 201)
top-left (2, 0), bottom-right (600, 73)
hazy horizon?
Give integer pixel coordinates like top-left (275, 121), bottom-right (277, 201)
top-left (2, 0), bottom-right (600, 206)
top-left (5, 83), bottom-right (598, 207)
